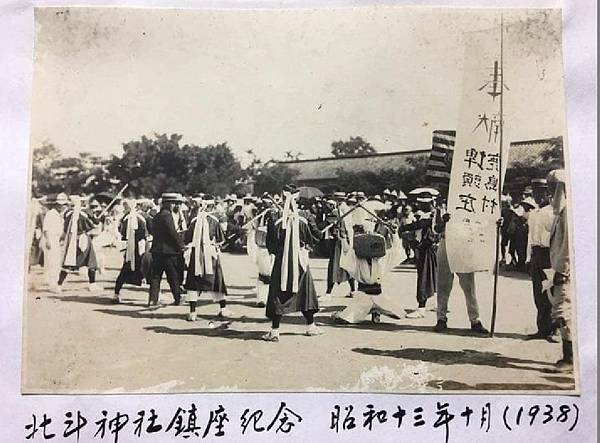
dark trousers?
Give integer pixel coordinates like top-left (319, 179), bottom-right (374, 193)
top-left (272, 310), bottom-right (314, 329)
top-left (513, 226), bottom-right (528, 270)
top-left (531, 246), bottom-right (553, 335)
top-left (115, 272), bottom-right (125, 295)
top-left (500, 233), bottom-right (510, 261)
top-left (176, 253), bottom-right (185, 287)
top-left (325, 238), bottom-right (355, 294)
top-left (58, 269), bottom-right (95, 285)
top-left (416, 246), bottom-right (437, 308)
top-left (148, 253), bottom-right (182, 304)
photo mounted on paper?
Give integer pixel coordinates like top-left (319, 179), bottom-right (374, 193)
top-left (22, 6), bottom-right (578, 394)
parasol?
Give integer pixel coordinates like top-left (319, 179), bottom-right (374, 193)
top-left (409, 187), bottom-right (440, 197)
top-left (363, 199), bottom-right (386, 212)
top-left (297, 186), bottom-right (323, 200)
top-left (95, 192), bottom-right (115, 203)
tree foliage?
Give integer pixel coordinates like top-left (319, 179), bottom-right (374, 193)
top-left (31, 142), bottom-right (113, 196)
top-left (107, 134), bottom-right (243, 197)
top-left (331, 136), bottom-right (377, 157)
top-left (253, 163), bottom-right (300, 195)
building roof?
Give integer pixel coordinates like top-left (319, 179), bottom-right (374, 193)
top-left (278, 150), bottom-right (430, 182)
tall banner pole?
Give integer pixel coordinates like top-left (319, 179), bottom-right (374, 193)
top-left (490, 14), bottom-right (504, 337)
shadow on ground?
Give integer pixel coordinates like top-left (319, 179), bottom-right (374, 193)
top-left (144, 325), bottom-right (307, 342)
top-left (426, 379), bottom-right (575, 391)
top-left (352, 347), bottom-right (560, 374)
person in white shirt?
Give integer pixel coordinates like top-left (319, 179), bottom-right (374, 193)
top-left (42, 194), bottom-right (67, 293)
top-left (525, 178), bottom-right (557, 341)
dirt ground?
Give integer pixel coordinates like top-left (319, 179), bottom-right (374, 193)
top-left (21, 247), bottom-right (577, 394)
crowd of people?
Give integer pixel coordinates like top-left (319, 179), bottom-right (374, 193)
top-left (27, 170), bottom-right (573, 370)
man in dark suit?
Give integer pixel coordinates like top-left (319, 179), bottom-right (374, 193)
top-left (148, 193), bottom-right (186, 306)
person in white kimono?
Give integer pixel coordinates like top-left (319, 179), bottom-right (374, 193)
top-left (332, 207), bottom-right (404, 324)
top-left (41, 194), bottom-right (67, 293)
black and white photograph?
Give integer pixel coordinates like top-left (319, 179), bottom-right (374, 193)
top-left (22, 6), bottom-right (578, 394)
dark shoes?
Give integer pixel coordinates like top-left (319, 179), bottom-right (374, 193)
top-left (526, 331), bottom-right (559, 342)
top-left (556, 357), bottom-right (574, 371)
top-left (432, 320), bottom-right (488, 335)
top-left (525, 331), bottom-right (547, 340)
top-left (371, 312), bottom-right (381, 324)
top-left (433, 320), bottom-right (447, 333)
top-left (556, 340), bottom-right (574, 371)
top-left (470, 321), bottom-right (490, 335)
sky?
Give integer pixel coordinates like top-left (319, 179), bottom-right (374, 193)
top-left (30, 7), bottom-right (565, 165)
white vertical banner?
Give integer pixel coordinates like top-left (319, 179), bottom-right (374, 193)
top-left (446, 24), bottom-right (505, 273)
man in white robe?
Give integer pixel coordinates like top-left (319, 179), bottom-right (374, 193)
top-left (42, 194), bottom-right (67, 293)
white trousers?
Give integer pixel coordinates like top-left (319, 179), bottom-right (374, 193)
top-left (256, 279), bottom-right (269, 304)
top-left (43, 239), bottom-right (62, 289)
top-left (335, 291), bottom-right (403, 324)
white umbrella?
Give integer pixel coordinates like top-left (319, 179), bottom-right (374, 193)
top-left (363, 199), bottom-right (386, 212)
top-left (409, 187), bottom-right (440, 197)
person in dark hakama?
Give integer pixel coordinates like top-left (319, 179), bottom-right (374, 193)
top-left (184, 198), bottom-right (233, 322)
top-left (171, 194), bottom-right (189, 293)
top-left (113, 200), bottom-right (148, 303)
top-left (325, 197), bottom-right (356, 298)
top-left (29, 198), bottom-right (46, 269)
top-left (398, 197), bottom-right (439, 318)
top-left (262, 189), bottom-right (323, 342)
top-left (58, 195), bottom-right (100, 291)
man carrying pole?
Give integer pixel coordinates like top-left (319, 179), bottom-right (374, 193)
top-left (432, 208), bottom-right (490, 335)
top-left (442, 17), bottom-right (508, 337)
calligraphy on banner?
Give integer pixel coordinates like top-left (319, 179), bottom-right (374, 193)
top-left (445, 24), bottom-right (508, 273)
